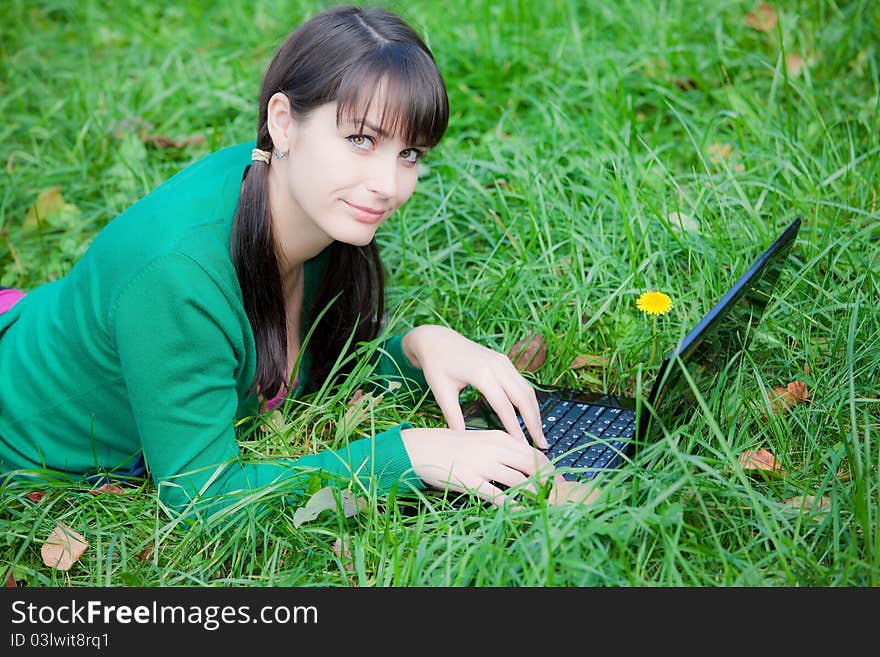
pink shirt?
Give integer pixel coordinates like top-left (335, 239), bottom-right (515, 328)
top-left (264, 376), bottom-right (298, 412)
top-left (0, 289), bottom-right (25, 314)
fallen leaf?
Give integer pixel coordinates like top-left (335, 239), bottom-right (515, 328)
top-left (137, 545), bottom-right (153, 562)
top-left (489, 209), bottom-right (522, 256)
top-left (673, 77), bottom-right (698, 91)
top-left (88, 484), bottom-right (126, 495)
top-left (738, 448), bottom-right (787, 477)
top-left (707, 142), bottom-right (733, 163)
top-left (386, 381), bottom-right (402, 392)
top-left (23, 187), bottom-right (79, 230)
top-left (26, 491), bottom-right (46, 503)
top-left (138, 130), bottom-right (205, 149)
top-left (332, 536), bottom-right (355, 571)
top-left (745, 2), bottom-right (777, 32)
top-left (569, 354), bottom-right (608, 370)
top-left (341, 388), bottom-right (381, 432)
top-left (111, 115), bottom-right (153, 139)
top-left (765, 380), bottom-right (810, 417)
top-left (41, 524), bottom-right (88, 571)
top-left (4, 570), bottom-right (15, 587)
top-left (508, 333), bottom-right (547, 372)
top-left (786, 53), bottom-right (804, 76)
top-left (261, 408), bottom-right (284, 433)
top-left (293, 486), bottom-right (366, 527)
top-left (782, 495), bottom-right (830, 515)
top-left (667, 210), bottom-right (701, 234)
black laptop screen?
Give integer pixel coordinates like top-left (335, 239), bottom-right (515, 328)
top-left (639, 218), bottom-right (801, 443)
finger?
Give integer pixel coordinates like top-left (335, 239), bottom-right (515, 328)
top-left (531, 450), bottom-right (557, 485)
top-left (495, 358), bottom-right (548, 446)
top-left (485, 465), bottom-right (530, 493)
top-left (480, 385), bottom-right (529, 445)
top-left (473, 479), bottom-right (513, 508)
top-left (502, 378), bottom-right (547, 449)
top-left (495, 442), bottom-right (553, 481)
top-left (431, 382), bottom-right (467, 432)
top-left (516, 382), bottom-right (548, 449)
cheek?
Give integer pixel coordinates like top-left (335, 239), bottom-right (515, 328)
top-left (397, 170), bottom-right (420, 204)
top-left (287, 156), bottom-right (332, 203)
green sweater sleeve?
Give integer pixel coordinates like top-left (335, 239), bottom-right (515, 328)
top-left (112, 254), bottom-right (424, 515)
top-left (372, 329), bottom-right (429, 395)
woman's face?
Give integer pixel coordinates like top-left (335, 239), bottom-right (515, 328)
top-left (280, 98), bottom-right (426, 248)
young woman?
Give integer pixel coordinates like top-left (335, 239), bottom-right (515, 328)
top-left (0, 5), bottom-right (593, 515)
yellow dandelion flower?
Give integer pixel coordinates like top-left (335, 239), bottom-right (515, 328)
top-left (636, 290), bottom-right (673, 316)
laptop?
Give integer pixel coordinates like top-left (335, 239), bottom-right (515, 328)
top-left (462, 217), bottom-right (802, 482)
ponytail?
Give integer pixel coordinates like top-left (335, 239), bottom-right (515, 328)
top-left (231, 152), bottom-right (288, 398)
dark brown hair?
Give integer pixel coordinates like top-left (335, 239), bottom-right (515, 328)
top-left (232, 5), bottom-right (449, 398)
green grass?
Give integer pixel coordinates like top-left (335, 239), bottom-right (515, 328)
top-left (1, 0), bottom-right (878, 586)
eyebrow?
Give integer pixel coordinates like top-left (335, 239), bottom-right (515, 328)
top-left (342, 118), bottom-right (429, 148)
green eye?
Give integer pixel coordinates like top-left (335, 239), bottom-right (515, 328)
top-left (348, 135), bottom-right (373, 149)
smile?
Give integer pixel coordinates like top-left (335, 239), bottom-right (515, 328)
top-left (343, 200), bottom-right (387, 224)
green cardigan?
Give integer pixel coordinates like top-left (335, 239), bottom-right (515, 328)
top-left (0, 141), bottom-right (428, 514)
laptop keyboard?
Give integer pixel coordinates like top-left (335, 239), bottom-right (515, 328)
top-left (523, 399), bottom-right (637, 479)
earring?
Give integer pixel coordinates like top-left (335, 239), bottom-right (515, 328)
top-left (273, 149), bottom-right (288, 160)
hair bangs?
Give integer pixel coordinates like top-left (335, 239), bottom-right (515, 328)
top-left (335, 42), bottom-right (449, 148)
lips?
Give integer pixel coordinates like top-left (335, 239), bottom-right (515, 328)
top-left (344, 200), bottom-right (387, 224)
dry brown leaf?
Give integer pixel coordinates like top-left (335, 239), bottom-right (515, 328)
top-left (707, 143), bottom-right (733, 162)
top-left (4, 570), bottom-right (16, 587)
top-left (26, 491), bottom-right (46, 503)
top-left (738, 448), bottom-right (787, 477)
top-left (332, 536), bottom-right (355, 572)
top-left (765, 380), bottom-right (810, 418)
top-left (508, 333), bottom-right (547, 372)
top-left (137, 545), bottom-right (153, 562)
top-left (293, 487), bottom-right (366, 527)
top-left (569, 354), bottom-right (608, 370)
top-left (88, 484), bottom-right (126, 495)
top-left (261, 408), bottom-right (284, 434)
top-left (484, 178), bottom-right (508, 189)
top-left (41, 524), bottom-right (88, 571)
top-left (341, 388), bottom-right (381, 432)
top-left (782, 495), bottom-right (830, 514)
top-left (111, 115), bottom-right (152, 139)
top-left (745, 3), bottom-right (778, 32)
top-left (24, 187), bottom-right (65, 229)
top-left (673, 77), bottom-right (698, 91)
top-left (786, 53), bottom-right (804, 76)
top-left (667, 210), bottom-right (701, 234)
top-left (138, 130), bottom-right (205, 149)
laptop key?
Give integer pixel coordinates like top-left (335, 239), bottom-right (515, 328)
top-left (556, 448), bottom-right (587, 470)
top-left (573, 444), bottom-right (607, 467)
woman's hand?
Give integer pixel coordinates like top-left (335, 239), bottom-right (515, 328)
top-left (400, 427), bottom-right (555, 506)
top-left (400, 427), bottom-right (599, 507)
top-left (402, 325), bottom-right (548, 449)
top-left (546, 476), bottom-right (601, 505)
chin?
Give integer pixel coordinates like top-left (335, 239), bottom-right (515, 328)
top-left (333, 228), bottom-right (378, 248)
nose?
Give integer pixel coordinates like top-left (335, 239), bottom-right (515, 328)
top-left (365, 155), bottom-right (398, 199)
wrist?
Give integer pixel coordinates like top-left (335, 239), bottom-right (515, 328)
top-left (401, 326), bottom-right (426, 369)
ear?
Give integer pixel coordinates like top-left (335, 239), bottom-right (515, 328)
top-left (266, 91), bottom-right (293, 152)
